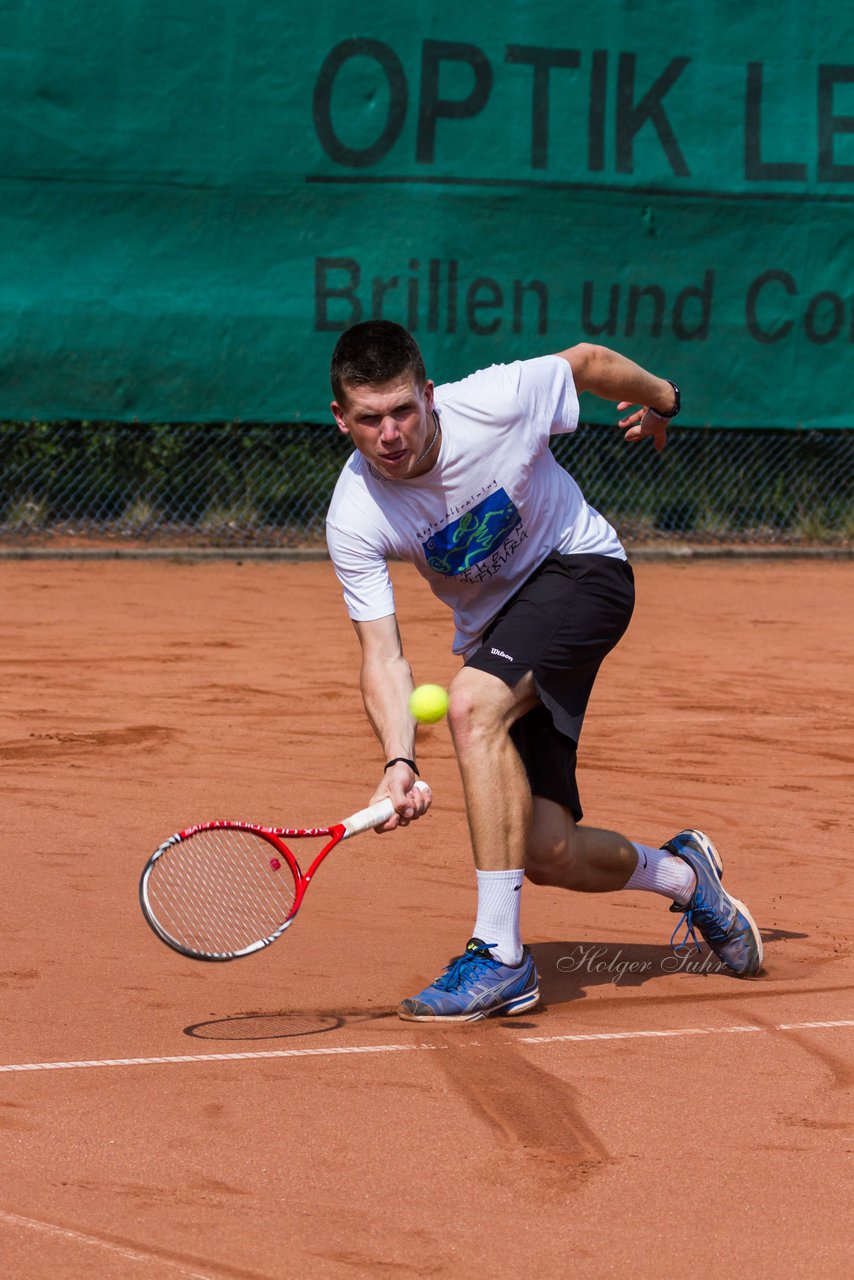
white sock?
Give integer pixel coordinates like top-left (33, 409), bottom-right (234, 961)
top-left (473, 868), bottom-right (524, 965)
top-left (624, 842), bottom-right (697, 906)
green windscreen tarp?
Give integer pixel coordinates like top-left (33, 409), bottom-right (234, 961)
top-left (1, 1), bottom-right (852, 425)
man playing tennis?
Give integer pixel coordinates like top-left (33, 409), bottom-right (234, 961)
top-left (326, 321), bottom-right (762, 1021)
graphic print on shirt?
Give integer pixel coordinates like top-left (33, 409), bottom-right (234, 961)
top-left (422, 488), bottom-right (526, 582)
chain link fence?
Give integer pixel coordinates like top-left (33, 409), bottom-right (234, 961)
top-left (1, 420), bottom-right (852, 551)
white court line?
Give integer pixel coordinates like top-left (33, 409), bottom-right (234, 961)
top-left (520, 1025), bottom-right (764, 1044)
top-left (0, 1043), bottom-right (421, 1073)
top-left (777, 1020), bottom-right (854, 1030)
top-left (0, 1208), bottom-right (217, 1279)
top-left (0, 1020), bottom-right (852, 1075)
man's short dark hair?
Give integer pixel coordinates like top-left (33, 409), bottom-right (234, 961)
top-left (330, 321), bottom-right (426, 404)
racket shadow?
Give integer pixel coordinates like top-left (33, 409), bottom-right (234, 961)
top-left (183, 1008), bottom-right (393, 1042)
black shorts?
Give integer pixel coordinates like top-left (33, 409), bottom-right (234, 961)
top-left (464, 552), bottom-right (635, 821)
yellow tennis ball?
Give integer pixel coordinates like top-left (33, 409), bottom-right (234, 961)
top-left (409, 683), bottom-right (449, 724)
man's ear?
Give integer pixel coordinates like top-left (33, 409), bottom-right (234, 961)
top-left (331, 400), bottom-right (349, 435)
top-left (423, 380), bottom-right (435, 411)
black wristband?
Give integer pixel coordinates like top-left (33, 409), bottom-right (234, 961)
top-left (384, 757), bottom-right (419, 775)
top-left (650, 379), bottom-right (681, 420)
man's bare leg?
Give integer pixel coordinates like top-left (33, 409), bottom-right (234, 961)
top-left (525, 798), bottom-right (639, 891)
top-left (446, 666), bottom-right (538, 872)
top-left (447, 666), bottom-right (640, 888)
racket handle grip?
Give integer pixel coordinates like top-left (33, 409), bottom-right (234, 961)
top-left (341, 780), bottom-right (431, 838)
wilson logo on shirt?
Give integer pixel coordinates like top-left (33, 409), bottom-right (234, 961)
top-left (422, 489), bottom-right (521, 576)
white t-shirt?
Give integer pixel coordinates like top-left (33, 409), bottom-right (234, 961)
top-left (326, 355), bottom-right (625, 657)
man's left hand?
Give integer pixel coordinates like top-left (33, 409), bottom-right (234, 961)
top-left (617, 402), bottom-right (669, 453)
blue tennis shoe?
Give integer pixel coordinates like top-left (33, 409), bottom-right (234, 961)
top-left (398, 938), bottom-right (540, 1021)
top-left (664, 829), bottom-right (763, 976)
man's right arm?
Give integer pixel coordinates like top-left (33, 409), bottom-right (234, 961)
top-left (354, 614), bottom-right (431, 830)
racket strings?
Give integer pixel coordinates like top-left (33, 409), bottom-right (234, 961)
top-left (145, 827), bottom-right (299, 957)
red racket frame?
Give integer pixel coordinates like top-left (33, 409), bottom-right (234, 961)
top-left (139, 783), bottom-right (430, 961)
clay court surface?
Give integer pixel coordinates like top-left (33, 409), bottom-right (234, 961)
top-left (0, 557), bottom-right (851, 1278)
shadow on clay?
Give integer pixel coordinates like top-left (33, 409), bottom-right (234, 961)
top-left (182, 927), bottom-right (815, 1041)
top-left (183, 1007), bottom-right (393, 1041)
top-left (530, 927), bottom-right (810, 1005)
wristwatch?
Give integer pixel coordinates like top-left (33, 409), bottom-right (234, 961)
top-left (650, 379), bottom-right (681, 420)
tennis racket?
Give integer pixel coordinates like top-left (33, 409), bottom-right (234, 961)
top-left (139, 781), bottom-right (430, 961)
